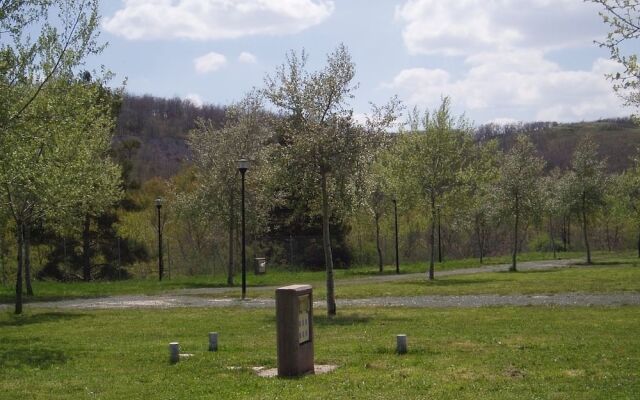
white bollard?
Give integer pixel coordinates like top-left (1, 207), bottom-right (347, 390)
top-left (396, 334), bottom-right (407, 354)
top-left (169, 342), bottom-right (180, 363)
top-left (209, 332), bottom-right (218, 352)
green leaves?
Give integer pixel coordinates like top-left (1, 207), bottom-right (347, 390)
top-left (589, 0), bottom-right (640, 110)
top-left (496, 135), bottom-right (545, 217)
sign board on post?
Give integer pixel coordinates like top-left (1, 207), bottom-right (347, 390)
top-left (276, 285), bottom-right (314, 377)
top-left (254, 258), bottom-right (266, 275)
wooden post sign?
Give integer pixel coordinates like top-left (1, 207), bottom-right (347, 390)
top-left (276, 285), bottom-right (314, 377)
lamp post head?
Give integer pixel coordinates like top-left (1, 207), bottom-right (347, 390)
top-left (237, 158), bottom-right (250, 174)
top-left (155, 197), bottom-right (164, 209)
top-left (436, 204), bottom-right (441, 211)
top-left (392, 194), bottom-right (397, 203)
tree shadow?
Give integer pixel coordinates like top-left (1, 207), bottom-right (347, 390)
top-left (583, 261), bottom-right (634, 266)
top-left (499, 269), bottom-right (563, 274)
top-left (0, 312), bottom-right (87, 328)
top-left (314, 313), bottom-right (371, 326)
top-left (0, 346), bottom-right (67, 369)
top-left (395, 278), bottom-right (496, 287)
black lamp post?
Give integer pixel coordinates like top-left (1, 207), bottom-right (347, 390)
top-left (155, 197), bottom-right (164, 281)
top-left (392, 195), bottom-right (400, 274)
top-left (436, 204), bottom-right (442, 263)
top-left (237, 158), bottom-right (249, 299)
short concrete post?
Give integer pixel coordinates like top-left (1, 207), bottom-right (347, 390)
top-left (396, 334), bottom-right (407, 354)
top-left (169, 342), bottom-right (180, 363)
top-left (209, 332), bottom-right (218, 352)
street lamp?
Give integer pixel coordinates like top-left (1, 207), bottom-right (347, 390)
top-left (392, 195), bottom-right (400, 274)
top-left (436, 204), bottom-right (442, 263)
top-left (155, 197), bottom-right (164, 281)
top-left (237, 158), bottom-right (249, 299)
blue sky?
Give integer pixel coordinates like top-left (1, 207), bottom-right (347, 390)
top-left (92, 0), bottom-right (631, 125)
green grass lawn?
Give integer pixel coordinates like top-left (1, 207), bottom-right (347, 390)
top-left (0, 251), bottom-right (587, 304)
top-left (204, 262), bottom-right (640, 301)
top-left (1, 306), bottom-right (638, 399)
top-left (336, 264), bottom-right (640, 298)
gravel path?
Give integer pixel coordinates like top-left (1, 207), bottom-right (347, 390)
top-left (5, 292), bottom-right (637, 310)
top-left (3, 258), bottom-right (638, 311)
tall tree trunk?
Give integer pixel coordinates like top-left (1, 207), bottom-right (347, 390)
top-left (510, 194), bottom-right (519, 272)
top-left (479, 225), bottom-right (485, 264)
top-left (83, 214), bottom-right (91, 281)
top-left (374, 213), bottom-right (383, 273)
top-left (321, 172), bottom-right (336, 316)
top-left (567, 215), bottom-right (571, 249)
top-left (428, 194), bottom-right (436, 280)
top-left (637, 228), bottom-right (640, 258)
top-left (582, 192), bottom-right (591, 264)
top-left (561, 215), bottom-right (567, 250)
top-left (0, 230), bottom-right (5, 286)
top-left (549, 215), bottom-right (556, 259)
top-left (227, 193), bottom-right (235, 286)
top-left (475, 214), bottom-right (484, 264)
top-left (15, 221), bottom-right (24, 314)
top-left (25, 223), bottom-right (33, 295)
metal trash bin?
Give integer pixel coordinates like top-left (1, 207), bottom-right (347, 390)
top-left (254, 257), bottom-right (267, 275)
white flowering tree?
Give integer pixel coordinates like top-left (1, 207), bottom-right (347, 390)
top-left (496, 135), bottom-right (545, 272)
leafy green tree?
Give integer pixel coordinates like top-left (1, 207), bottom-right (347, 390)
top-left (186, 93), bottom-right (272, 286)
top-left (1, 0), bottom-right (112, 314)
top-left (540, 169), bottom-right (564, 258)
top-left (589, 0), bottom-right (640, 109)
top-left (461, 139), bottom-right (501, 263)
top-left (617, 149), bottom-right (640, 256)
top-left (264, 45), bottom-right (398, 315)
top-left (362, 160), bottom-right (390, 272)
top-left (566, 136), bottom-right (608, 264)
top-left (601, 173), bottom-right (627, 252)
top-left (496, 135), bottom-right (545, 271)
top-left (394, 98), bottom-right (472, 280)
top-left (1, 0), bottom-right (104, 134)
top-left (1, 76), bottom-right (122, 314)
top-left (358, 103), bottom-right (402, 273)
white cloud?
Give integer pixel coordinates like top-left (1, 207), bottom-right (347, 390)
top-left (194, 52), bottom-right (227, 73)
top-left (185, 93), bottom-right (204, 107)
top-left (386, 54), bottom-right (625, 122)
top-left (238, 51), bottom-right (257, 64)
top-left (389, 0), bottom-right (626, 122)
top-left (395, 0), bottom-right (604, 55)
top-left (104, 0), bottom-right (334, 40)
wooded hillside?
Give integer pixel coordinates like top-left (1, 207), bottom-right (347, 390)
top-left (113, 94), bottom-right (226, 182)
top-left (115, 95), bottom-right (639, 181)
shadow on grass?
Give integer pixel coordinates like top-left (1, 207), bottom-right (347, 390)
top-left (498, 269), bottom-right (563, 274)
top-left (168, 282), bottom-right (234, 290)
top-left (394, 278), bottom-right (497, 287)
top-left (0, 312), bottom-right (87, 328)
top-left (0, 294), bottom-right (121, 305)
top-left (0, 346), bottom-right (68, 369)
top-left (579, 260), bottom-right (637, 266)
top-left (373, 345), bottom-right (438, 356)
top-left (314, 314), bottom-right (371, 326)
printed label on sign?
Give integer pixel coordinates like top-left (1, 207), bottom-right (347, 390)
top-left (298, 294), bottom-right (310, 344)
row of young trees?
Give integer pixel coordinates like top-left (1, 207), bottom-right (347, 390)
top-left (176, 44), bottom-right (640, 317)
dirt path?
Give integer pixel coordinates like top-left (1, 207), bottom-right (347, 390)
top-left (5, 292), bottom-right (637, 310)
top-left (3, 258), bottom-right (638, 311)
